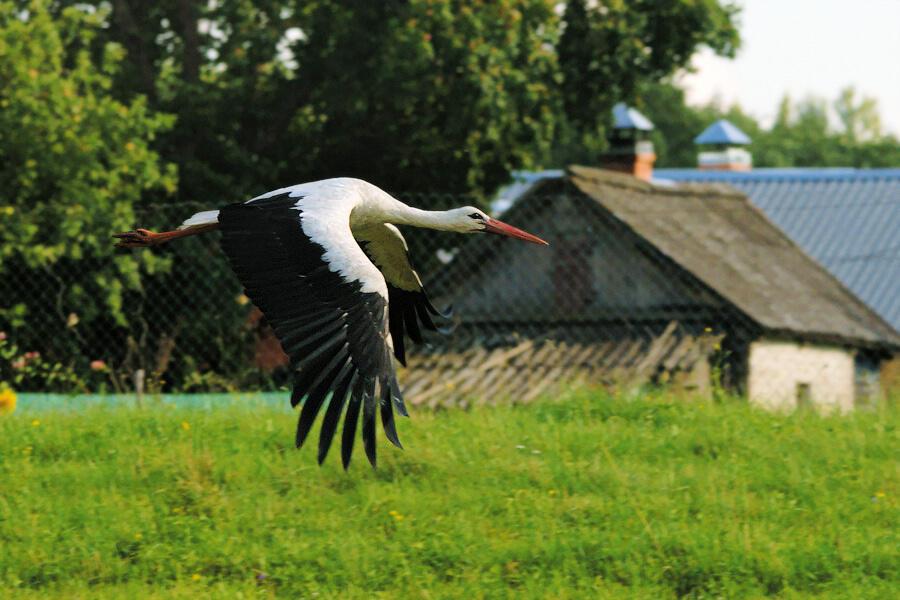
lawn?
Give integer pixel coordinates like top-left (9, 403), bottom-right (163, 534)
top-left (0, 389), bottom-right (896, 598)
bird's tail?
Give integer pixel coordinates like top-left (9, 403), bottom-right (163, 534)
top-left (178, 210), bottom-right (220, 230)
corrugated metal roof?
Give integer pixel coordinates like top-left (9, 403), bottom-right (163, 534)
top-left (694, 119), bottom-right (752, 145)
top-left (655, 168), bottom-right (900, 333)
top-left (654, 168), bottom-right (900, 181)
top-left (493, 169), bottom-right (564, 213)
top-left (612, 102), bottom-right (654, 131)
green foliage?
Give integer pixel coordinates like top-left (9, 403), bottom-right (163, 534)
top-left (0, 389), bottom-right (896, 597)
top-left (753, 88), bottom-right (900, 168)
top-left (0, 1), bottom-right (176, 369)
top-left (0, 0), bottom-right (175, 277)
top-left (289, 0), bottom-right (562, 200)
top-left (553, 0), bottom-right (739, 165)
top-left (40, 0), bottom-right (564, 201)
top-left (639, 82), bottom-right (900, 168)
top-left (38, 0), bottom-right (740, 200)
top-left (0, 333), bottom-right (88, 393)
top-left (559, 0), bottom-right (739, 130)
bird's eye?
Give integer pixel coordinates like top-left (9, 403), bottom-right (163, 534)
top-left (468, 213), bottom-right (483, 220)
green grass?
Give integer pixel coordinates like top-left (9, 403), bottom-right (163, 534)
top-left (0, 389), bottom-right (897, 598)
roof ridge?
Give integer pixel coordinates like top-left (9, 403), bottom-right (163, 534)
top-left (567, 165), bottom-right (746, 199)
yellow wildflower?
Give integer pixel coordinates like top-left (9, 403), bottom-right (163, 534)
top-left (0, 386), bottom-right (16, 415)
top-left (388, 510), bottom-right (405, 522)
top-left (181, 421), bottom-right (191, 431)
top-left (31, 419), bottom-right (40, 427)
top-left (191, 573), bottom-right (202, 581)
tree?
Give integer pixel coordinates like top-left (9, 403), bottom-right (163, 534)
top-left (4, 1), bottom-right (744, 390)
top-left (37, 0), bottom-right (742, 200)
top-left (553, 0), bottom-right (740, 166)
top-left (287, 1), bottom-right (562, 200)
top-left (636, 81), bottom-right (711, 167)
top-left (0, 1), bottom-right (176, 381)
top-left (559, 0), bottom-right (739, 127)
top-left (638, 82), bottom-right (900, 169)
top-left (37, 0), bottom-right (560, 201)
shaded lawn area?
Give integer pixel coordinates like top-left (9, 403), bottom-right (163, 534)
top-left (0, 389), bottom-right (897, 598)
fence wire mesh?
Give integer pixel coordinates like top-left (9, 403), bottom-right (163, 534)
top-left (1, 182), bottom-right (897, 411)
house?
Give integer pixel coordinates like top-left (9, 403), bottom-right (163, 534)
top-left (497, 122), bottom-right (900, 338)
top-left (655, 119), bottom-right (900, 396)
top-left (402, 162), bottom-right (899, 410)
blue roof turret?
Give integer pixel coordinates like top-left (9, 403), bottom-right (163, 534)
top-left (612, 103), bottom-right (654, 131)
top-left (694, 119), bottom-right (751, 145)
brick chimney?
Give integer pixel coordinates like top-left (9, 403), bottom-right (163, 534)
top-left (695, 119), bottom-right (752, 171)
top-left (601, 103), bottom-right (656, 181)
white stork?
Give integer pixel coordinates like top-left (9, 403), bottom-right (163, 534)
top-left (114, 178), bottom-right (547, 468)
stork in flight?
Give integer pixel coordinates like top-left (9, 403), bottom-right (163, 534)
top-left (114, 178), bottom-right (547, 468)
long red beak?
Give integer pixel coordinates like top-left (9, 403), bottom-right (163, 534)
top-left (483, 218), bottom-right (549, 246)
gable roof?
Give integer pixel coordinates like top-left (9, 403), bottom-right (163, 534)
top-left (536, 166), bottom-right (899, 349)
top-left (654, 168), bottom-right (900, 333)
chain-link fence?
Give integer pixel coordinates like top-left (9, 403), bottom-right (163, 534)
top-left (2, 171), bottom-right (898, 411)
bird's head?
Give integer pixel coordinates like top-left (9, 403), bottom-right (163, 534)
top-left (446, 206), bottom-right (549, 245)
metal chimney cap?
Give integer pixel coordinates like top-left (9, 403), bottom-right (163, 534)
top-left (694, 119), bottom-right (752, 145)
top-left (612, 102), bottom-right (655, 131)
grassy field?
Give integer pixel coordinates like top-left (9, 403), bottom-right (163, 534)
top-left (0, 389), bottom-right (896, 598)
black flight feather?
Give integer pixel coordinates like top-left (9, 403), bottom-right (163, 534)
top-left (294, 350), bottom-right (350, 449)
top-left (341, 377), bottom-right (366, 469)
top-left (361, 376), bottom-right (378, 467)
top-left (380, 378), bottom-right (402, 449)
top-left (318, 369), bottom-right (357, 465)
top-left (389, 375), bottom-right (408, 417)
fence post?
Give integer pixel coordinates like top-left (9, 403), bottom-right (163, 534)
top-left (134, 369), bottom-right (145, 408)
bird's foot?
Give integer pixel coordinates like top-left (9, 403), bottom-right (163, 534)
top-left (113, 228), bottom-right (160, 248)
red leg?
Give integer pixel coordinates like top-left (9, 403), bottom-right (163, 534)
top-left (113, 224), bottom-right (219, 248)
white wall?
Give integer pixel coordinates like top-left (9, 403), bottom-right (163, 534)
top-left (747, 339), bottom-right (855, 412)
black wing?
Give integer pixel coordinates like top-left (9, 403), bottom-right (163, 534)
top-left (218, 192), bottom-right (406, 469)
top-left (354, 223), bottom-right (447, 366)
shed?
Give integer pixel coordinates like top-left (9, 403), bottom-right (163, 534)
top-left (402, 167), bottom-right (900, 410)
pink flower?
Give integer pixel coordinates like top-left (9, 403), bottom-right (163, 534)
top-left (0, 331), bottom-right (6, 341)
top-left (24, 351), bottom-right (39, 360)
top-left (90, 360), bottom-right (107, 371)
top-left (11, 359), bottom-right (25, 370)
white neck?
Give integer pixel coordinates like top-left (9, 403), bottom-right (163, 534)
top-left (353, 181), bottom-right (470, 232)
top-left (360, 186), bottom-right (461, 231)
top-left (387, 205), bottom-right (461, 231)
